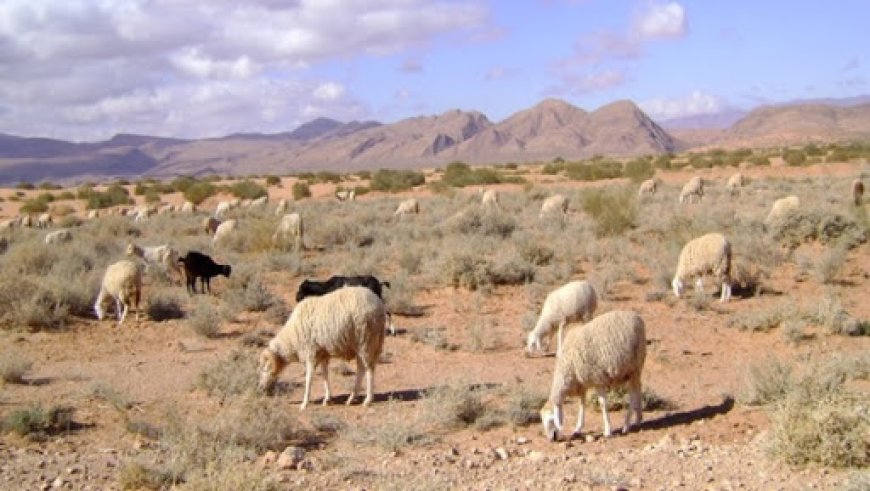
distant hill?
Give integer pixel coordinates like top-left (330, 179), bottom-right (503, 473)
top-left (0, 96), bottom-right (868, 185)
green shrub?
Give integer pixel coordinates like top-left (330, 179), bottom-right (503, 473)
top-left (370, 169), bottom-right (426, 192)
top-left (85, 184), bottom-right (133, 209)
top-left (579, 187), bottom-right (637, 237)
top-left (292, 181), bottom-right (311, 200)
top-left (230, 179), bottom-right (267, 200)
top-left (623, 158), bottom-right (654, 183)
top-left (187, 301), bottom-right (221, 338)
top-left (564, 160), bottom-right (622, 181)
top-left (183, 181), bottom-right (216, 205)
top-left (783, 149), bottom-right (807, 166)
top-left (0, 350), bottom-right (32, 383)
top-left (2, 405), bottom-right (74, 438)
top-left (264, 175), bottom-right (280, 186)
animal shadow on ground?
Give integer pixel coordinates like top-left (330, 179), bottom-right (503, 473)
top-left (638, 395), bottom-right (734, 432)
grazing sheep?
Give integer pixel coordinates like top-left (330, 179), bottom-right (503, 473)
top-left (540, 310), bottom-right (646, 441)
top-left (296, 275), bottom-right (394, 334)
top-left (672, 232), bottom-right (732, 302)
top-left (36, 212), bottom-right (53, 228)
top-left (94, 259), bottom-right (143, 326)
top-left (180, 201), bottom-right (196, 213)
top-left (679, 176), bottom-right (704, 204)
top-left (394, 198), bottom-right (419, 217)
top-left (526, 280), bottom-right (598, 356)
top-left (177, 251), bottom-right (231, 294)
top-left (44, 228), bottom-right (72, 245)
top-left (133, 205), bottom-right (156, 222)
top-left (275, 199), bottom-right (290, 216)
top-left (726, 172), bottom-right (744, 195)
top-left (87, 210), bottom-right (99, 220)
top-left (272, 213), bottom-right (304, 252)
top-left (258, 287), bottom-right (387, 410)
top-left (335, 190), bottom-right (356, 202)
top-left (638, 178), bottom-right (658, 196)
top-left (212, 219), bottom-right (238, 246)
top-left (540, 194), bottom-right (568, 217)
top-left (19, 214), bottom-right (33, 228)
top-left (214, 200), bottom-right (232, 218)
top-left (126, 243), bottom-right (182, 281)
top-left (481, 189), bottom-right (500, 209)
top-left (764, 195), bottom-right (800, 227)
top-left (203, 216), bottom-right (221, 235)
top-left (250, 196), bottom-right (268, 208)
top-left (158, 204), bottom-right (175, 215)
top-left (853, 179), bottom-right (864, 206)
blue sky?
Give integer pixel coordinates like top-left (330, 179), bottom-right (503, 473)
top-left (0, 1), bottom-right (866, 141)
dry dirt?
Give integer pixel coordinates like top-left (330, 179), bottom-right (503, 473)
top-left (1, 162), bottom-right (868, 490)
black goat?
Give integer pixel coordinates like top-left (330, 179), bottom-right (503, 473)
top-left (178, 251), bottom-right (232, 294)
top-left (295, 275), bottom-right (391, 302)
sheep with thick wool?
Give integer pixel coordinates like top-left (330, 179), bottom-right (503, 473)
top-left (526, 280), bottom-right (598, 356)
top-left (258, 287), bottom-right (386, 410)
top-left (94, 259), bottom-right (143, 325)
top-left (679, 176), bottom-right (704, 204)
top-left (394, 198), bottom-right (419, 217)
top-left (764, 195), bottom-right (800, 227)
top-left (212, 219), bottom-right (238, 246)
top-left (272, 213), bottom-right (304, 252)
top-left (44, 228), bottom-right (72, 245)
top-left (126, 243), bottom-right (181, 281)
top-left (540, 194), bottom-right (568, 217)
top-left (672, 232), bottom-right (732, 302)
top-left (638, 178), bottom-right (658, 196)
top-left (481, 189), bottom-right (500, 209)
top-left (727, 172), bottom-right (745, 195)
top-left (852, 179), bottom-right (864, 206)
top-left (540, 310), bottom-right (646, 442)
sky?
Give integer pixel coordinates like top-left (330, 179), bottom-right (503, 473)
top-left (0, 0), bottom-right (866, 142)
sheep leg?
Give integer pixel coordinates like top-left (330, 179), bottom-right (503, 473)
top-left (363, 364), bottom-right (375, 407)
top-left (624, 379), bottom-right (643, 434)
top-left (694, 277), bottom-right (704, 294)
top-left (596, 388), bottom-right (613, 437)
top-left (321, 361), bottom-right (331, 405)
top-left (573, 394), bottom-right (586, 435)
top-left (556, 321), bottom-right (566, 357)
top-left (300, 359), bottom-right (315, 410)
top-left (347, 357), bottom-right (364, 406)
top-left (720, 281), bottom-right (732, 302)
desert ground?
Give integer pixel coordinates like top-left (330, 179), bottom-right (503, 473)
top-left (0, 158), bottom-right (868, 490)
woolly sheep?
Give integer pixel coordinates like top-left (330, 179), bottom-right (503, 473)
top-left (638, 178), bottom-right (658, 196)
top-left (679, 176), bottom-right (704, 204)
top-left (133, 205), bottom-right (156, 222)
top-left (214, 200), bottom-right (232, 218)
top-left (853, 179), bottom-right (864, 206)
top-left (36, 212), bottom-right (53, 228)
top-left (126, 243), bottom-right (182, 281)
top-left (258, 287), bottom-right (387, 410)
top-left (180, 201), bottom-right (196, 213)
top-left (94, 259), bottom-right (143, 325)
top-left (212, 219), bottom-right (237, 246)
top-left (44, 228), bottom-right (72, 245)
top-left (526, 280), bottom-right (598, 356)
top-left (539, 194), bottom-right (568, 217)
top-left (764, 195), bottom-right (800, 227)
top-left (672, 232), bottom-right (732, 302)
top-left (250, 196), bottom-right (268, 208)
top-left (87, 210), bottom-right (99, 220)
top-left (481, 189), bottom-right (500, 209)
top-left (203, 216), bottom-right (221, 235)
top-left (158, 204), bottom-right (175, 215)
top-left (540, 310), bottom-right (646, 441)
top-left (394, 198), bottom-right (419, 216)
top-left (726, 172), bottom-right (744, 195)
top-left (275, 199), bottom-right (290, 216)
top-left (335, 190), bottom-right (356, 202)
top-left (272, 213), bottom-right (304, 252)
top-left (19, 215), bottom-right (33, 227)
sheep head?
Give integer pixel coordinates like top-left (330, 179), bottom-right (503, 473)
top-left (540, 400), bottom-right (563, 442)
top-left (257, 348), bottom-right (286, 393)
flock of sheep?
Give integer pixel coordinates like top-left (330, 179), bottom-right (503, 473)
top-left (1, 171), bottom-right (866, 443)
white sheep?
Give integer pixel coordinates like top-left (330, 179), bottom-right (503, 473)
top-left (44, 228), bottom-right (72, 245)
top-left (335, 190), bottom-right (356, 202)
top-left (87, 210), bottom-right (99, 220)
top-left (214, 200), bottom-right (232, 218)
top-left (764, 195), bottom-right (800, 227)
top-left (394, 198), bottom-right (419, 217)
top-left (250, 196), bottom-right (268, 208)
top-left (637, 178), bottom-right (658, 196)
top-left (526, 280), bottom-right (598, 356)
top-left (125, 243), bottom-right (182, 281)
top-left (272, 212), bottom-right (304, 252)
top-left (203, 216), bottom-right (221, 235)
top-left (133, 205), bottom-right (156, 222)
top-left (852, 179), bottom-right (864, 206)
top-left (180, 201), bottom-right (196, 213)
top-left (539, 194), bottom-right (568, 217)
top-left (94, 259), bottom-right (143, 326)
top-left (481, 189), bottom-right (500, 209)
top-left (157, 204), bottom-right (175, 215)
top-left (212, 219), bottom-right (238, 246)
top-left (258, 286), bottom-right (387, 410)
top-left (540, 310), bottom-right (646, 441)
top-left (36, 212), bottom-right (53, 228)
top-left (726, 172), bottom-right (744, 195)
top-left (275, 199), bottom-right (290, 216)
top-left (672, 232), bottom-right (732, 302)
top-left (679, 176), bottom-right (704, 204)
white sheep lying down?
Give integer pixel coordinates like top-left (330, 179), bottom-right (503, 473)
top-left (258, 287), bottom-right (387, 410)
top-left (672, 232), bottom-right (732, 302)
top-left (540, 310), bottom-right (646, 441)
top-left (94, 259), bottom-right (143, 325)
top-left (526, 280), bottom-right (598, 356)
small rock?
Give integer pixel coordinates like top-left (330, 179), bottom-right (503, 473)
top-left (494, 447), bottom-right (509, 460)
top-left (277, 446), bottom-right (305, 470)
top-left (51, 477), bottom-right (65, 489)
top-left (584, 434), bottom-right (596, 443)
top-left (516, 437), bottom-right (529, 445)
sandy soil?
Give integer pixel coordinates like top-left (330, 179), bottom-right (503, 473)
top-left (1, 161), bottom-right (868, 490)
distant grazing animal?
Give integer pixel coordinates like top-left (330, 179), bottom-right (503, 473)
top-left (258, 287), bottom-right (386, 409)
top-left (540, 310), bottom-right (646, 441)
top-left (394, 198), bottom-right (419, 216)
top-left (764, 195), bottom-right (800, 227)
top-left (672, 232), bottom-right (732, 302)
top-left (638, 178), bottom-right (658, 196)
top-left (203, 216), bottom-right (221, 235)
top-left (726, 172), bottom-right (744, 195)
top-left (212, 219), bottom-right (238, 246)
top-left (44, 228), bottom-right (72, 245)
top-left (272, 213), bottom-right (304, 252)
top-left (852, 179), bottom-right (864, 206)
top-left (481, 189), bottom-right (500, 209)
top-left (126, 243), bottom-right (182, 281)
top-left (94, 259), bottom-right (143, 326)
top-left (180, 201), bottom-right (196, 213)
top-left (335, 190), bottom-right (356, 202)
top-left (275, 199), bottom-right (290, 216)
top-left (540, 194), bottom-right (568, 217)
top-left (36, 212), bottom-right (53, 228)
top-left (679, 176), bottom-right (704, 204)
top-left (526, 280), bottom-right (598, 356)
top-left (177, 251), bottom-right (232, 294)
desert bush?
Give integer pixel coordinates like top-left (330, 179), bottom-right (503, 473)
top-left (809, 293), bottom-right (866, 336)
top-left (623, 158), bottom-right (654, 183)
top-left (187, 301), bottom-right (221, 338)
top-left (264, 175), bottom-right (280, 186)
top-left (728, 301), bottom-right (794, 332)
top-left (2, 405), bottom-right (74, 438)
top-left (292, 181), bottom-right (311, 200)
top-left (0, 350), bottom-right (32, 383)
top-left (183, 182), bottom-right (216, 205)
top-left (423, 382), bottom-right (493, 430)
top-left (564, 160), bottom-right (622, 181)
top-left (117, 461), bottom-right (177, 490)
top-left (410, 326), bottom-right (457, 351)
top-left (769, 209), bottom-right (867, 249)
top-left (230, 179), bottom-right (267, 200)
top-left (446, 208), bottom-right (516, 238)
top-left (783, 149), bottom-right (807, 166)
top-left (224, 275), bottom-right (280, 313)
top-left (814, 246), bottom-right (847, 284)
top-left (502, 383), bottom-right (547, 427)
top-left (740, 357), bottom-right (794, 406)
top-left (578, 186), bottom-right (637, 237)
top-left (439, 162), bottom-right (518, 188)
top-left (370, 169), bottom-right (426, 192)
top-left (85, 184), bottom-right (133, 209)
top-left (343, 401), bottom-right (432, 453)
top-left (146, 289), bottom-right (186, 321)
top-left (195, 350), bottom-right (259, 402)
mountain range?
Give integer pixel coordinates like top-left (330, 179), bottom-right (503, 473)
top-left (0, 97), bottom-right (868, 185)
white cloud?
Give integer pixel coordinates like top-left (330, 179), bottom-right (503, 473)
top-left (632, 2), bottom-right (688, 40)
top-left (639, 90), bottom-right (725, 120)
top-left (0, 0), bottom-right (489, 140)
